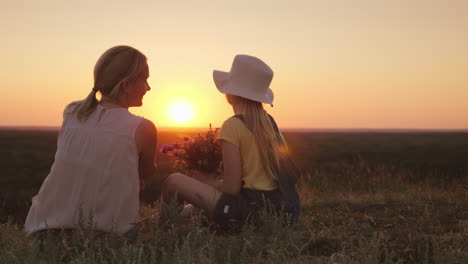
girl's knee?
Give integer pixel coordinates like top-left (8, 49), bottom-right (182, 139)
top-left (162, 173), bottom-right (185, 192)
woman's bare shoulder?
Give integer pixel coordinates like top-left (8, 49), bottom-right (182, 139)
top-left (137, 118), bottom-right (157, 137)
top-left (135, 118), bottom-right (157, 151)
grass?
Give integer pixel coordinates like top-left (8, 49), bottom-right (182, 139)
top-left (1, 129), bottom-right (467, 263)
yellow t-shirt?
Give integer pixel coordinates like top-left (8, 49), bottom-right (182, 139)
top-left (217, 116), bottom-right (278, 191)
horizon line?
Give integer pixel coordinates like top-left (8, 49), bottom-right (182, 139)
top-left (1, 125), bottom-right (467, 133)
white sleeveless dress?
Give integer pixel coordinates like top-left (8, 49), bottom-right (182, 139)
top-left (25, 104), bottom-right (143, 235)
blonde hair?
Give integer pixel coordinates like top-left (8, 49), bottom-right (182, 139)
top-left (64, 45), bottom-right (148, 122)
top-left (227, 94), bottom-right (283, 179)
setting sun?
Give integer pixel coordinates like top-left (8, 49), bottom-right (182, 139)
top-left (167, 102), bottom-right (195, 125)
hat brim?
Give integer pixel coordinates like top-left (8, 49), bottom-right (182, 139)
top-left (213, 70), bottom-right (230, 93)
top-left (213, 70), bottom-right (274, 104)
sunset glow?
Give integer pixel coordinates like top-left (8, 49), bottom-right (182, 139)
top-left (167, 102), bottom-right (195, 125)
top-left (1, 1), bottom-right (468, 129)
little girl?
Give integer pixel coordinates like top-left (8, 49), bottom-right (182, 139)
top-left (161, 54), bottom-right (300, 231)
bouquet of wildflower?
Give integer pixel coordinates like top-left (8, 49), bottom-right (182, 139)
top-left (160, 125), bottom-right (223, 176)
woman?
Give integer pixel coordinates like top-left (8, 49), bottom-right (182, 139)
top-left (162, 54), bottom-right (300, 232)
top-left (25, 46), bottom-right (157, 237)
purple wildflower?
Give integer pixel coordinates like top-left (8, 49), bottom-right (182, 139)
top-left (160, 144), bottom-right (169, 153)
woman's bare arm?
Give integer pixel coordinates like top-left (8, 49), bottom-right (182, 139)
top-left (135, 118), bottom-right (157, 183)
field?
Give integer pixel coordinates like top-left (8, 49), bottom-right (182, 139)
top-left (1, 128), bottom-right (467, 263)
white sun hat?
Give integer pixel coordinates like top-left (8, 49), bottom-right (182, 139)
top-left (213, 54), bottom-right (274, 104)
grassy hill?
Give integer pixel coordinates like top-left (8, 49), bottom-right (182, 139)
top-left (1, 129), bottom-right (467, 263)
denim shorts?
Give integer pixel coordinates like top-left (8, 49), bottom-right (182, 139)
top-left (213, 188), bottom-right (300, 233)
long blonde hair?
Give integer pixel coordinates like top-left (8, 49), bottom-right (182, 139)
top-left (64, 45), bottom-right (147, 122)
top-left (227, 94), bottom-right (283, 178)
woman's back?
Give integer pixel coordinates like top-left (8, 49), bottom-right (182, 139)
top-left (25, 104), bottom-right (143, 235)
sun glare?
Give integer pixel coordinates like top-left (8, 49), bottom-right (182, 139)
top-left (168, 102), bottom-right (195, 125)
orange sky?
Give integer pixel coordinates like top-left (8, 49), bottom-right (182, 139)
top-left (1, 0), bottom-right (467, 129)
